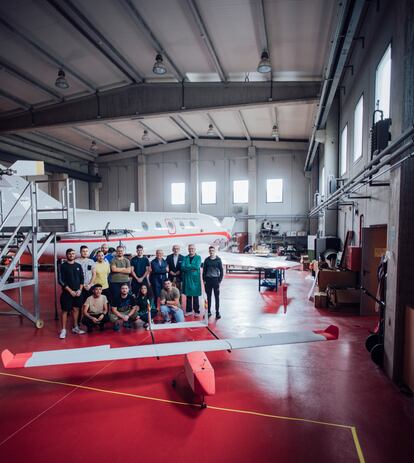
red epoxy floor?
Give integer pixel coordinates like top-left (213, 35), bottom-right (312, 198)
top-left (0, 269), bottom-right (413, 463)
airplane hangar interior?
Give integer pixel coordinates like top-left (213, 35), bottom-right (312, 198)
top-left (0, 0), bottom-right (413, 462)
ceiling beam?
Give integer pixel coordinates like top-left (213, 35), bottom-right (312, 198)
top-left (105, 123), bottom-right (144, 149)
top-left (0, 89), bottom-right (31, 110)
top-left (185, 0), bottom-right (226, 82)
top-left (138, 121), bottom-right (167, 144)
top-left (0, 81), bottom-right (320, 132)
top-left (71, 127), bottom-right (122, 153)
top-left (0, 16), bottom-right (96, 92)
top-left (236, 111), bottom-right (251, 141)
top-left (207, 113), bottom-right (224, 140)
top-left (46, 0), bottom-right (143, 83)
top-left (169, 117), bottom-right (192, 140)
top-left (0, 59), bottom-right (63, 102)
top-left (170, 115), bottom-right (199, 139)
top-left (121, 0), bottom-right (184, 82)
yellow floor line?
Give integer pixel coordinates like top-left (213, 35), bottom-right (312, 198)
top-left (0, 371), bottom-right (365, 462)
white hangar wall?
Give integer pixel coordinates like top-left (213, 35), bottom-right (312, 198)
top-left (98, 146), bottom-right (310, 237)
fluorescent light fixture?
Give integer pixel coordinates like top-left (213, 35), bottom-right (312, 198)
top-left (152, 54), bottom-right (167, 75)
top-left (55, 69), bottom-right (69, 89)
top-left (257, 51), bottom-right (272, 73)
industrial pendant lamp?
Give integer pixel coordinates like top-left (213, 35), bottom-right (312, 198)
top-left (90, 140), bottom-right (98, 153)
top-left (142, 129), bottom-right (150, 141)
top-left (152, 53), bottom-right (167, 75)
top-left (55, 69), bottom-right (70, 89)
top-left (207, 124), bottom-right (215, 136)
top-left (271, 124), bottom-right (279, 141)
top-left (257, 51), bottom-right (272, 73)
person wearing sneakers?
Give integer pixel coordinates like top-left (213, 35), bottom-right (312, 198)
top-left (75, 245), bottom-right (95, 304)
top-left (58, 248), bottom-right (86, 338)
top-left (203, 246), bottom-right (224, 319)
top-left (181, 244), bottom-right (202, 316)
top-left (110, 283), bottom-right (139, 331)
top-left (82, 284), bottom-right (109, 332)
top-left (159, 279), bottom-right (184, 323)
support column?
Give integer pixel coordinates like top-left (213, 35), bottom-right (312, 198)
top-left (137, 153), bottom-right (147, 212)
top-left (323, 96), bottom-right (339, 237)
top-left (190, 144), bottom-right (199, 213)
top-left (88, 162), bottom-right (101, 210)
top-left (247, 145), bottom-right (257, 245)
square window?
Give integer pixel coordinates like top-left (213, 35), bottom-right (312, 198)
top-left (171, 183), bottom-right (185, 205)
top-left (266, 179), bottom-right (283, 203)
top-left (201, 181), bottom-right (217, 205)
top-left (233, 180), bottom-right (248, 204)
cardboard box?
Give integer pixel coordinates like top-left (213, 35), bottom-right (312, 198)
top-left (328, 288), bottom-right (360, 307)
top-left (317, 269), bottom-right (358, 291)
top-left (314, 292), bottom-right (328, 308)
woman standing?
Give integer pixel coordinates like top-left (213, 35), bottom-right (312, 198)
top-left (181, 244), bottom-right (202, 316)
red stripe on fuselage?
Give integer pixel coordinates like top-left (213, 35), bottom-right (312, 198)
top-left (58, 231), bottom-right (231, 244)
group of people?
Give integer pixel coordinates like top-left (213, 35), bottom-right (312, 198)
top-left (58, 243), bottom-right (224, 339)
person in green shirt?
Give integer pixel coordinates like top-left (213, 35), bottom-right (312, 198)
top-left (181, 244), bottom-right (202, 316)
top-left (110, 245), bottom-right (131, 299)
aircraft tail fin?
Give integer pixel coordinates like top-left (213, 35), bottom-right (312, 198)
top-left (221, 217), bottom-right (235, 234)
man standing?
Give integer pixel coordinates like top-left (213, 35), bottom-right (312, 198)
top-left (203, 246), bottom-right (224, 319)
top-left (181, 244), bottom-right (202, 316)
top-left (94, 243), bottom-right (114, 264)
top-left (110, 283), bottom-right (139, 330)
top-left (82, 284), bottom-right (109, 332)
top-left (130, 244), bottom-right (151, 296)
top-left (110, 246), bottom-right (131, 299)
top-left (160, 279), bottom-right (184, 323)
top-left (58, 248), bottom-right (86, 338)
top-left (166, 245), bottom-right (183, 291)
top-left (150, 249), bottom-right (168, 305)
top-left (75, 245), bottom-right (95, 303)
top-left (89, 250), bottom-right (111, 302)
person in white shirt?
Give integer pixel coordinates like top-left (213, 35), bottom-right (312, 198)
top-left (75, 245), bottom-right (95, 304)
top-left (82, 284), bottom-right (109, 332)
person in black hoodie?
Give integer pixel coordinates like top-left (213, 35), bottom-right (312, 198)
top-left (202, 246), bottom-right (224, 319)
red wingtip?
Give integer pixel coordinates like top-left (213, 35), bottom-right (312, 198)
top-left (314, 325), bottom-right (339, 340)
top-left (1, 349), bottom-right (32, 368)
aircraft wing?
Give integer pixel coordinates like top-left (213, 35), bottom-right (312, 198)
top-left (219, 252), bottom-right (300, 270)
top-left (1, 325), bottom-right (338, 368)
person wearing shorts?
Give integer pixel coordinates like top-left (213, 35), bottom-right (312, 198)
top-left (58, 248), bottom-right (86, 339)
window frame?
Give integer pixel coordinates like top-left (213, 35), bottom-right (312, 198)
top-left (374, 42), bottom-right (392, 122)
top-left (266, 178), bottom-right (283, 203)
top-left (353, 93), bottom-right (364, 162)
top-left (201, 181), bottom-right (217, 205)
top-left (171, 182), bottom-right (186, 205)
top-left (232, 179), bottom-right (249, 204)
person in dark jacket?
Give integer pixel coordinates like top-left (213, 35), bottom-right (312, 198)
top-left (150, 249), bottom-right (168, 305)
top-left (202, 246), bottom-right (224, 319)
top-left (136, 284), bottom-right (158, 328)
top-left (58, 248), bottom-right (86, 339)
top-left (166, 245), bottom-right (183, 291)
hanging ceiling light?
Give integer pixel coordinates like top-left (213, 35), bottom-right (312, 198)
top-left (55, 69), bottom-right (69, 89)
top-left (152, 53), bottom-right (167, 75)
top-left (207, 124), bottom-right (216, 136)
top-left (271, 124), bottom-right (279, 141)
top-left (90, 140), bottom-right (98, 153)
top-left (142, 129), bottom-right (150, 142)
top-left (257, 51), bottom-right (272, 73)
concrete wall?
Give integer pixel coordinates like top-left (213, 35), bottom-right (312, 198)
top-left (98, 146), bottom-right (310, 236)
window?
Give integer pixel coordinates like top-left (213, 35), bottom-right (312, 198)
top-left (320, 166), bottom-right (325, 197)
top-left (266, 179), bottom-right (283, 203)
top-left (201, 181), bottom-right (217, 205)
top-left (233, 180), bottom-right (248, 204)
top-left (155, 221), bottom-right (162, 229)
top-left (141, 221), bottom-right (148, 231)
top-left (375, 44), bottom-right (391, 121)
top-left (179, 221), bottom-right (185, 227)
top-left (353, 95), bottom-right (364, 161)
top-left (189, 221), bottom-right (195, 227)
top-left (340, 124), bottom-right (348, 176)
top-left (171, 182), bottom-right (185, 205)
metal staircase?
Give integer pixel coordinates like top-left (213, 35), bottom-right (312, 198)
top-left (0, 178), bottom-right (77, 328)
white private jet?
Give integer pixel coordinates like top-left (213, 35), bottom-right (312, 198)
top-left (0, 161), bottom-right (299, 271)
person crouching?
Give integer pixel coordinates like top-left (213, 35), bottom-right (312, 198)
top-left (82, 284), bottom-right (110, 332)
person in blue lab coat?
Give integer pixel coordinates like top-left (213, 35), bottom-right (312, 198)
top-left (150, 249), bottom-right (168, 306)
